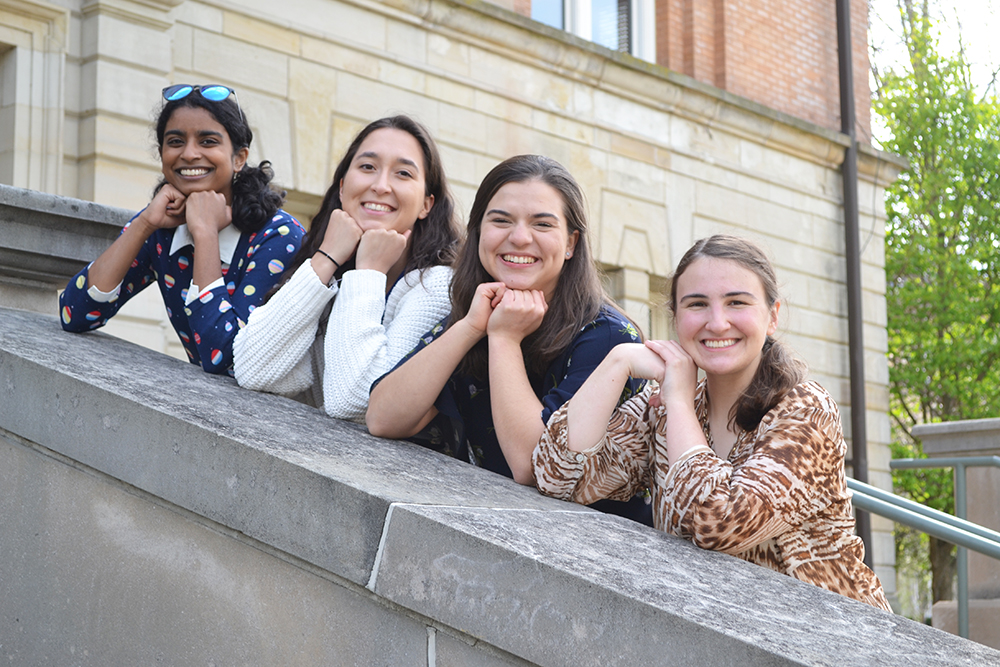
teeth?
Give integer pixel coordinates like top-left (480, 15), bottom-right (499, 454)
top-left (180, 168), bottom-right (209, 176)
top-left (363, 202), bottom-right (393, 212)
top-left (704, 339), bottom-right (736, 348)
top-left (502, 255), bottom-right (536, 264)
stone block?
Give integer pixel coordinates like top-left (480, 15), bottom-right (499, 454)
top-left (88, 60), bottom-right (165, 120)
top-left (373, 503), bottom-right (992, 667)
top-left (287, 58), bottom-right (338, 195)
top-left (475, 90), bottom-right (533, 126)
top-left (85, 114), bottom-right (158, 170)
top-left (385, 16), bottom-right (427, 64)
top-left (933, 600), bottom-right (1000, 651)
top-left (173, 22), bottom-right (192, 70)
top-left (437, 102), bottom-right (487, 153)
top-left (0, 308), bottom-right (583, 590)
top-left (379, 59), bottom-right (427, 93)
top-left (301, 34), bottom-right (381, 80)
top-left (435, 630), bottom-right (531, 667)
top-left (427, 32), bottom-right (471, 77)
top-left (174, 1), bottom-right (223, 33)
top-left (605, 152), bottom-right (666, 202)
top-left (82, 13), bottom-right (171, 71)
top-left (597, 189), bottom-right (669, 274)
top-left (224, 11), bottom-right (300, 56)
top-left (334, 72), bottom-right (439, 136)
top-left (90, 156), bottom-right (160, 210)
top-left (0, 432), bottom-right (429, 666)
top-left (594, 89), bottom-right (669, 146)
top-left (192, 29), bottom-right (288, 95)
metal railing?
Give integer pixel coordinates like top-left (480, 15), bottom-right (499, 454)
top-left (847, 455), bottom-right (1000, 639)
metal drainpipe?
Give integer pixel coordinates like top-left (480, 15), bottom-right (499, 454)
top-left (836, 0), bottom-right (873, 567)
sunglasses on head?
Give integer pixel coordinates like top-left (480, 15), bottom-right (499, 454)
top-left (162, 84), bottom-right (245, 123)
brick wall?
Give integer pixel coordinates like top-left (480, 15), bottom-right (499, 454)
top-left (655, 0), bottom-right (871, 137)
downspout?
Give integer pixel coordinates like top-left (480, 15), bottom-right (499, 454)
top-left (836, 0), bottom-right (873, 567)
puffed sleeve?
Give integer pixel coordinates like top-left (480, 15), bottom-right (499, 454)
top-left (660, 382), bottom-right (848, 555)
top-left (186, 211), bottom-right (306, 374)
top-left (534, 384), bottom-right (659, 505)
top-left (59, 215), bottom-right (156, 332)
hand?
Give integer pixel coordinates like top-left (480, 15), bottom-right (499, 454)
top-left (184, 190), bottom-right (232, 242)
top-left (486, 288), bottom-right (547, 343)
top-left (618, 343), bottom-right (667, 383)
top-left (644, 339), bottom-right (698, 409)
top-left (319, 209), bottom-right (364, 266)
top-left (356, 228), bottom-right (411, 274)
top-left (462, 282), bottom-right (506, 338)
top-left (135, 184), bottom-right (187, 232)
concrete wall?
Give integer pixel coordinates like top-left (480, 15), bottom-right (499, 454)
top-left (0, 0), bottom-right (905, 594)
top-left (3, 304), bottom-right (998, 666)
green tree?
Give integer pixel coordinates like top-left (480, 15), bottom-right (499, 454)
top-left (873, 0), bottom-right (1000, 608)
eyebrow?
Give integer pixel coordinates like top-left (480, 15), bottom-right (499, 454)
top-left (486, 208), bottom-right (559, 220)
top-left (356, 150), bottom-right (420, 171)
top-left (680, 290), bottom-right (758, 301)
top-left (164, 129), bottom-right (225, 139)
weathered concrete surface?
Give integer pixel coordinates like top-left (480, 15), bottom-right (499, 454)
top-left (2, 306), bottom-right (997, 666)
top-left (0, 184), bottom-right (132, 313)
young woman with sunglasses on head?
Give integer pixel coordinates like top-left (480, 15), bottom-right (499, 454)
top-left (60, 84), bottom-right (304, 374)
top-left (367, 155), bottom-right (651, 525)
top-left (532, 235), bottom-right (891, 609)
top-left (232, 116), bottom-right (460, 421)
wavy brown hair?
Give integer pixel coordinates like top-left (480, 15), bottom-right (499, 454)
top-left (669, 234), bottom-right (806, 432)
top-left (271, 115), bottom-right (459, 297)
top-left (451, 154), bottom-right (628, 379)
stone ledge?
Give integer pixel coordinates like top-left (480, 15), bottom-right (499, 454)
top-left (0, 184), bottom-right (133, 287)
top-left (1, 306), bottom-right (996, 665)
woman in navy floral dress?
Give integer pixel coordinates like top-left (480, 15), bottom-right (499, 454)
top-left (60, 84), bottom-right (304, 374)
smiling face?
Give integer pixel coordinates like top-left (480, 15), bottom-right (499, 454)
top-left (160, 106), bottom-right (247, 203)
top-left (339, 127), bottom-right (433, 234)
top-left (477, 179), bottom-right (579, 300)
top-left (674, 256), bottom-right (780, 390)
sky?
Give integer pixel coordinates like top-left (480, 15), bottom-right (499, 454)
top-left (868, 0), bottom-right (1000, 90)
top-left (867, 0), bottom-right (999, 144)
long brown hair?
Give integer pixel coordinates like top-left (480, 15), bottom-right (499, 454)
top-left (451, 154), bottom-right (625, 379)
top-left (270, 115), bottom-right (458, 297)
top-left (669, 234), bottom-right (806, 432)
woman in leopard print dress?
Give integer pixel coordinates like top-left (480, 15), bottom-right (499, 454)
top-left (532, 235), bottom-right (891, 610)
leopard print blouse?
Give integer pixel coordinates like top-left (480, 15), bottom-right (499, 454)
top-left (533, 379), bottom-right (892, 611)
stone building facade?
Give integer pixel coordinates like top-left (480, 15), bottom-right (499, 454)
top-left (0, 0), bottom-right (902, 600)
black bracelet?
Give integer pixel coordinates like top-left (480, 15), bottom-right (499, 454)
top-left (316, 248), bottom-right (341, 271)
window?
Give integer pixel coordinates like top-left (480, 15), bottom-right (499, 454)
top-left (531, 0), bottom-right (654, 61)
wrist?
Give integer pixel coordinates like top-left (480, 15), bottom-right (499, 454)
top-left (456, 316), bottom-right (488, 343)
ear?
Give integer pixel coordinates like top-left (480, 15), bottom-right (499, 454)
top-left (565, 230), bottom-right (580, 259)
top-left (233, 147), bottom-right (249, 173)
top-left (339, 178), bottom-right (344, 200)
top-left (418, 193), bottom-right (435, 220)
top-left (767, 301), bottom-right (780, 336)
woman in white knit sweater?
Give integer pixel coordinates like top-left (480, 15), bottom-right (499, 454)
top-left (232, 116), bottom-right (460, 421)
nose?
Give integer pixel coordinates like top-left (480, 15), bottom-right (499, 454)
top-left (509, 221), bottom-right (532, 245)
top-left (371, 169), bottom-right (391, 194)
top-left (180, 139), bottom-right (201, 161)
top-left (705, 305), bottom-right (729, 333)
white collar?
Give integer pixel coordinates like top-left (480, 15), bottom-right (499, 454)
top-left (169, 223), bottom-right (242, 265)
